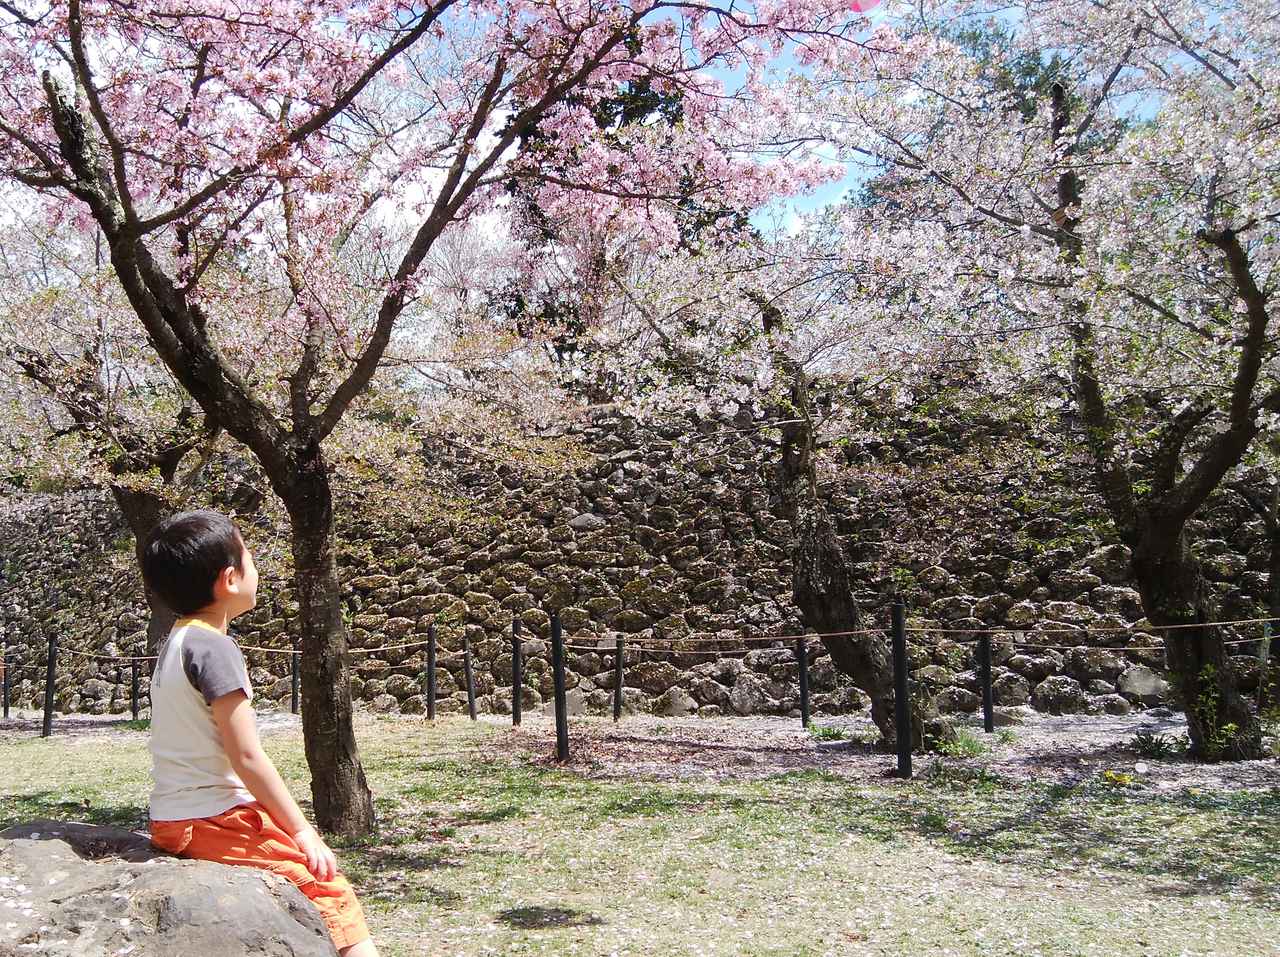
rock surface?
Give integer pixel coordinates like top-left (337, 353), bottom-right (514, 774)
top-left (1118, 665), bottom-right (1171, 705)
top-left (0, 821), bottom-right (336, 957)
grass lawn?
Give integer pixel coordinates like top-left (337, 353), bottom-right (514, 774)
top-left (2, 713), bottom-right (1277, 956)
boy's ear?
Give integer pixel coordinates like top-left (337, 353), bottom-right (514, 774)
top-left (212, 565), bottom-right (237, 600)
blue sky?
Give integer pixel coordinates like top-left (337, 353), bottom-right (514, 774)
top-left (732, 5), bottom-right (890, 230)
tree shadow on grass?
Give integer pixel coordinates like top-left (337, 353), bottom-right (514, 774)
top-left (360, 876), bottom-right (462, 907)
top-left (355, 843), bottom-right (467, 872)
top-left (0, 789), bottom-right (147, 833)
top-left (872, 777), bottom-right (1280, 904)
top-left (0, 715), bottom-right (151, 738)
top-left (595, 733), bottom-right (849, 757)
top-left (448, 804), bottom-right (524, 826)
top-left (496, 905), bottom-right (604, 930)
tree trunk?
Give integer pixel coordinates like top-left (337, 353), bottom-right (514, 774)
top-left (1269, 536), bottom-right (1280, 625)
top-left (766, 335), bottom-right (912, 747)
top-left (1130, 531), bottom-right (1262, 760)
top-left (789, 499), bottom-right (896, 738)
top-left (109, 484), bottom-right (177, 652)
top-left (1260, 524), bottom-right (1279, 710)
top-left (281, 445), bottom-right (375, 837)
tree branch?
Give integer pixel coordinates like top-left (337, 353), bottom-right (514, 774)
top-left (314, 12), bottom-right (640, 441)
top-left (134, 2), bottom-right (457, 235)
top-left (67, 0), bottom-right (137, 226)
top-left (1149, 396), bottom-right (1212, 497)
top-left (1160, 228), bottom-right (1274, 525)
top-left (1053, 81), bottom-right (1140, 539)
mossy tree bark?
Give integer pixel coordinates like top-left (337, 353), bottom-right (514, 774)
top-left (1130, 535), bottom-right (1261, 759)
top-left (110, 485), bottom-right (178, 651)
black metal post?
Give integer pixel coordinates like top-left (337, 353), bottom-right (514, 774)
top-left (796, 637), bottom-right (811, 728)
top-left (290, 639), bottom-right (300, 715)
top-left (2, 637), bottom-right (9, 720)
top-left (131, 658), bottom-right (140, 720)
top-left (613, 635), bottom-right (624, 722)
top-left (891, 601), bottom-right (911, 778)
top-left (426, 623), bottom-right (437, 721)
top-left (550, 610), bottom-right (569, 761)
top-left (511, 617), bottom-right (523, 726)
top-left (463, 632), bottom-right (477, 720)
top-left (1259, 622), bottom-right (1272, 710)
top-left (979, 634), bottom-right (994, 733)
top-left (42, 631), bottom-right (57, 738)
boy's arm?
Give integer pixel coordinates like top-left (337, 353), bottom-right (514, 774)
top-left (211, 690), bottom-right (338, 881)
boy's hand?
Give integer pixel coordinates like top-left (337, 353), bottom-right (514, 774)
top-left (292, 824), bottom-right (338, 883)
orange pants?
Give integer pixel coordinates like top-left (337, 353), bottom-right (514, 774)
top-left (150, 802), bottom-right (370, 950)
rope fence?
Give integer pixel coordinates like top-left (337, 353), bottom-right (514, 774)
top-left (904, 616), bottom-right (1280, 635)
top-left (4, 609), bottom-right (1277, 773)
top-left (11, 614), bottom-right (1275, 666)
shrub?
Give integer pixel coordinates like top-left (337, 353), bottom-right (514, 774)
top-left (807, 724), bottom-right (849, 742)
top-left (936, 728), bottom-right (988, 759)
top-left (1130, 729), bottom-right (1188, 759)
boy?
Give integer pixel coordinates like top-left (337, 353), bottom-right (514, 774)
top-left (140, 510), bottom-right (378, 957)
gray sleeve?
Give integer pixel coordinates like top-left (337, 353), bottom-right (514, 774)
top-left (182, 631), bottom-right (253, 705)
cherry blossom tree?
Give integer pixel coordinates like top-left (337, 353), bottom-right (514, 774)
top-left (0, 0), bottom-right (864, 832)
top-left (541, 211), bottom-right (964, 746)
top-left (0, 211), bottom-right (222, 648)
top-left (797, 0), bottom-right (1279, 758)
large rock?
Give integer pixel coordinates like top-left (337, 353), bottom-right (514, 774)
top-left (1201, 551), bottom-right (1247, 582)
top-left (631, 661), bottom-right (680, 694)
top-left (691, 678), bottom-right (731, 708)
top-left (991, 672), bottom-right (1031, 706)
top-left (935, 686), bottom-right (980, 714)
top-left (1063, 647), bottom-right (1124, 683)
top-left (917, 565), bottom-right (953, 591)
top-left (1003, 562), bottom-right (1039, 598)
top-left (1090, 585), bottom-right (1144, 620)
top-left (0, 821), bottom-right (336, 956)
top-left (385, 674), bottom-right (418, 699)
top-left (973, 594), bottom-right (1012, 623)
top-left (1007, 652), bottom-right (1063, 682)
top-left (911, 664), bottom-right (955, 687)
top-left (1048, 568), bottom-right (1103, 598)
top-left (1084, 544), bottom-right (1132, 585)
top-left (929, 595), bottom-right (976, 621)
top-left (1031, 675), bottom-right (1089, 715)
top-left (568, 512), bottom-right (608, 531)
top-left (654, 687), bottom-right (698, 716)
top-left (1094, 693), bottom-right (1132, 715)
top-left (541, 686), bottom-right (586, 717)
top-left (729, 674), bottom-right (770, 715)
top-left (1003, 601), bottom-right (1039, 628)
top-left (370, 693), bottom-right (399, 713)
top-left (1117, 664), bottom-right (1170, 705)
top-left (1041, 601), bottom-right (1095, 626)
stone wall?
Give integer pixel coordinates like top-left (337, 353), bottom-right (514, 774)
top-left (0, 404), bottom-right (1273, 722)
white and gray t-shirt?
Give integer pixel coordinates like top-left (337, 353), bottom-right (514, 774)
top-left (148, 622), bottom-right (255, 821)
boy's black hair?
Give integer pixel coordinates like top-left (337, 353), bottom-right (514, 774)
top-left (141, 510), bottom-right (245, 616)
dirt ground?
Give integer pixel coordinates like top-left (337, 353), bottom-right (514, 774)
top-left (491, 708), bottom-right (1280, 792)
top-left (5, 705), bottom-right (1277, 792)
